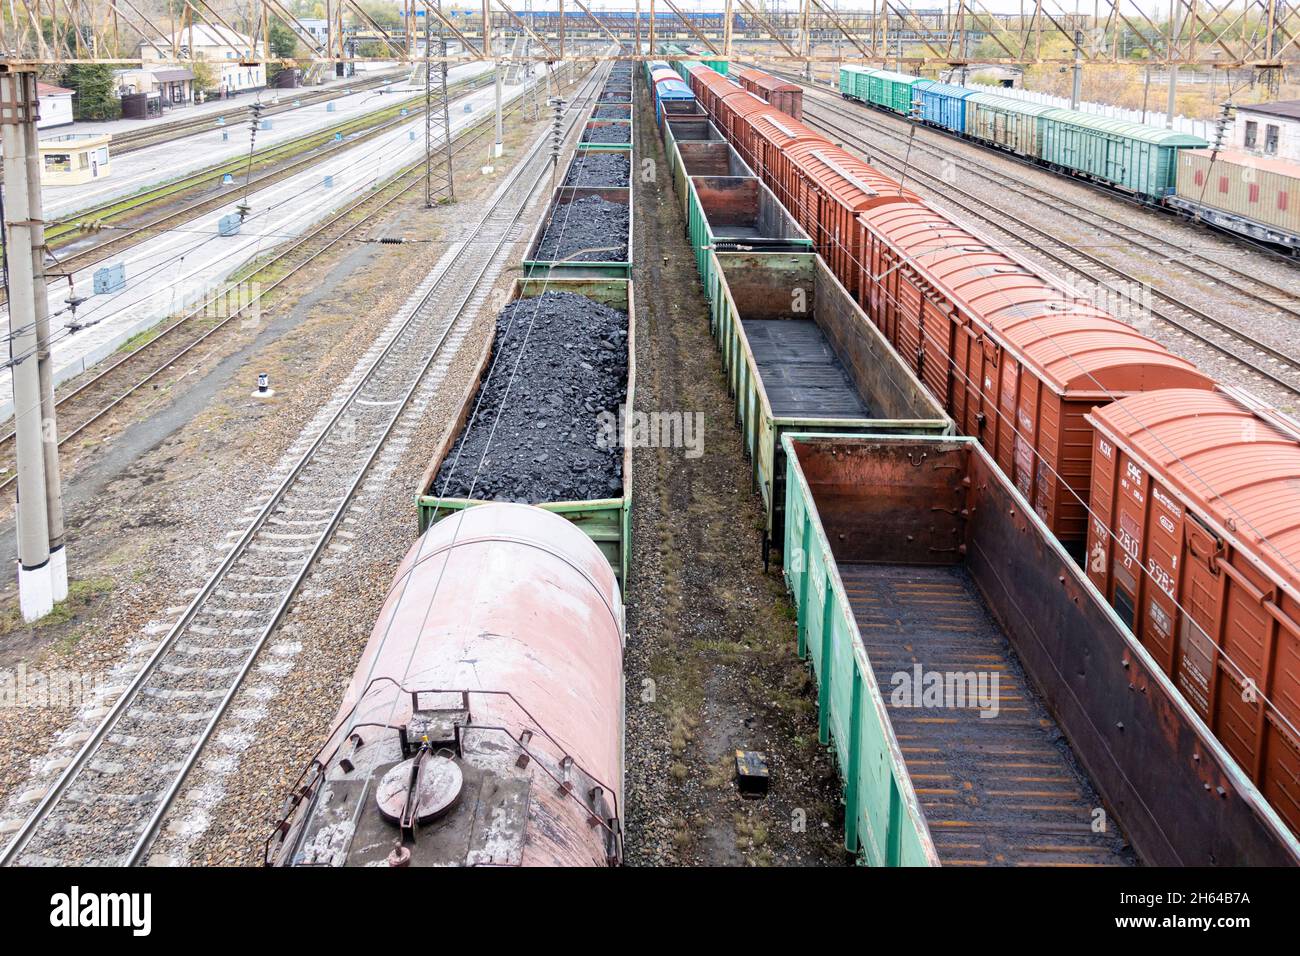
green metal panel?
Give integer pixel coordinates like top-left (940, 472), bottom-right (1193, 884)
top-left (702, 58), bottom-right (729, 76)
top-left (866, 69), bottom-right (919, 114)
top-left (707, 251), bottom-right (952, 549)
top-left (781, 435), bottom-right (939, 866)
top-left (417, 277), bottom-right (636, 584)
top-left (839, 65), bottom-right (875, 101)
top-left (1035, 107), bottom-right (1208, 198)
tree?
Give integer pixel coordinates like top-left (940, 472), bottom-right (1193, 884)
top-left (61, 64), bottom-right (120, 121)
top-left (269, 19), bottom-right (299, 59)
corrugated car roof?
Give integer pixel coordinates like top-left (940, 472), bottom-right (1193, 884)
top-left (918, 82), bottom-right (978, 99)
top-left (964, 92), bottom-right (1063, 116)
top-left (787, 140), bottom-right (918, 209)
top-left (745, 71), bottom-right (801, 95)
top-left (869, 69), bottom-right (921, 85)
top-left (1088, 389), bottom-right (1300, 596)
top-left (840, 66), bottom-right (877, 77)
top-left (746, 110), bottom-right (830, 149)
top-left (857, 201), bottom-right (1212, 395)
top-left (1039, 107), bottom-right (1209, 146)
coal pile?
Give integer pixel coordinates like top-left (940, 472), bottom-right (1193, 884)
top-left (433, 292), bottom-right (628, 503)
top-left (534, 195), bottom-right (629, 262)
top-left (582, 123), bottom-right (631, 143)
top-left (564, 152), bottom-right (630, 187)
top-left (598, 93), bottom-right (631, 104)
top-left (593, 105), bottom-right (630, 119)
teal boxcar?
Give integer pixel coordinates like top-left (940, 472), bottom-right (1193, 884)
top-left (838, 65), bottom-right (874, 102)
top-left (865, 69), bottom-right (920, 115)
top-left (1036, 109), bottom-right (1209, 199)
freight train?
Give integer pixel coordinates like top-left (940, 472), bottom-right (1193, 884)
top-left (834, 65), bottom-right (1300, 252)
top-left (663, 57), bottom-right (1300, 839)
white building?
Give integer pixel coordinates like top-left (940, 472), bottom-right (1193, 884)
top-left (138, 25), bottom-right (266, 96)
top-left (36, 82), bottom-right (74, 129)
top-left (1234, 100), bottom-right (1300, 163)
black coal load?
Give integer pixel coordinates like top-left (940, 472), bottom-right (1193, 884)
top-left (564, 151), bottom-right (630, 187)
top-left (535, 195), bottom-right (629, 262)
top-left (434, 292), bottom-right (628, 502)
top-left (582, 122), bottom-right (630, 143)
top-left (593, 105), bottom-right (630, 119)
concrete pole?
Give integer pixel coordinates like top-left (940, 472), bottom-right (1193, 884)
top-left (0, 70), bottom-right (54, 621)
top-left (494, 58), bottom-right (504, 158)
top-left (1071, 29), bottom-right (1083, 109)
top-left (1166, 0), bottom-right (1180, 127)
top-left (20, 76), bottom-right (65, 602)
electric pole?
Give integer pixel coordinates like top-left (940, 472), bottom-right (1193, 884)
top-left (0, 68), bottom-right (67, 621)
top-left (1166, 0), bottom-right (1180, 127)
top-left (1071, 29), bottom-right (1083, 109)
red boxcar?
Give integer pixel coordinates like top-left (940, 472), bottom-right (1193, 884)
top-left (733, 66), bottom-right (805, 121)
top-left (722, 89), bottom-right (776, 163)
top-left (734, 109), bottom-right (827, 200)
top-left (688, 67), bottom-right (743, 131)
top-left (857, 200), bottom-right (1214, 543)
top-left (1086, 388), bottom-right (1300, 836)
top-left (782, 141), bottom-right (919, 299)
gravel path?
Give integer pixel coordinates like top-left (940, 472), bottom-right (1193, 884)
top-left (623, 72), bottom-right (847, 868)
top-left (534, 194), bottom-right (630, 261)
top-left (433, 291), bottom-right (627, 502)
top-left (565, 151), bottom-right (630, 187)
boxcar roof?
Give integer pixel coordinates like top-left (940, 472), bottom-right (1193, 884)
top-left (857, 202), bottom-right (1211, 395)
top-left (869, 69), bottom-right (922, 85)
top-left (1039, 108), bottom-right (1209, 146)
top-left (917, 81), bottom-right (978, 99)
top-left (1088, 388), bottom-right (1300, 594)
top-left (747, 110), bottom-right (829, 147)
top-left (1183, 148), bottom-right (1300, 180)
top-left (788, 141), bottom-right (918, 210)
top-left (964, 92), bottom-right (1065, 116)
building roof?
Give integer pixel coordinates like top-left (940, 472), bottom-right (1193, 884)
top-left (152, 68), bottom-right (195, 82)
top-left (1238, 99), bottom-right (1300, 121)
top-left (37, 82), bottom-right (73, 96)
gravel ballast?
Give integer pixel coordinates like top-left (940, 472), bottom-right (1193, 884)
top-left (564, 151), bottom-right (630, 187)
top-left (433, 291), bottom-right (627, 502)
top-left (583, 122), bottom-right (632, 144)
top-left (534, 194), bottom-right (630, 261)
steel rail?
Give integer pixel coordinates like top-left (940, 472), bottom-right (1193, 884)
top-left (0, 62), bottom-right (602, 868)
top-left (0, 69), bottom-right (567, 496)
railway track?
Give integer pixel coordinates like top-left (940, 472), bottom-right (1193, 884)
top-left (0, 70), bottom-right (563, 497)
top-left (770, 66), bottom-right (1300, 265)
top-left (3, 76), bottom-right (492, 311)
top-left (799, 92), bottom-right (1300, 397)
top-left (0, 63), bottom-right (604, 867)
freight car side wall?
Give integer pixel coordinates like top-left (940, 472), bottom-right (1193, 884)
top-left (1085, 428), bottom-right (1300, 835)
top-left (784, 434), bottom-right (1300, 866)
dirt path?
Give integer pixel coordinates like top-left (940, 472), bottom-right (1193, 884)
top-left (623, 78), bottom-right (849, 867)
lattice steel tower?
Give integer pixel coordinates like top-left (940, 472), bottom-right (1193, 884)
top-left (424, 1), bottom-right (455, 206)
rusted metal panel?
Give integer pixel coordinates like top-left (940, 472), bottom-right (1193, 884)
top-left (1086, 388), bottom-right (1300, 837)
top-left (783, 433), bottom-right (1300, 865)
top-left (707, 251), bottom-right (950, 557)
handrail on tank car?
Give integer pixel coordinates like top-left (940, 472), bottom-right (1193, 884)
top-left (265, 680), bottom-right (620, 863)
